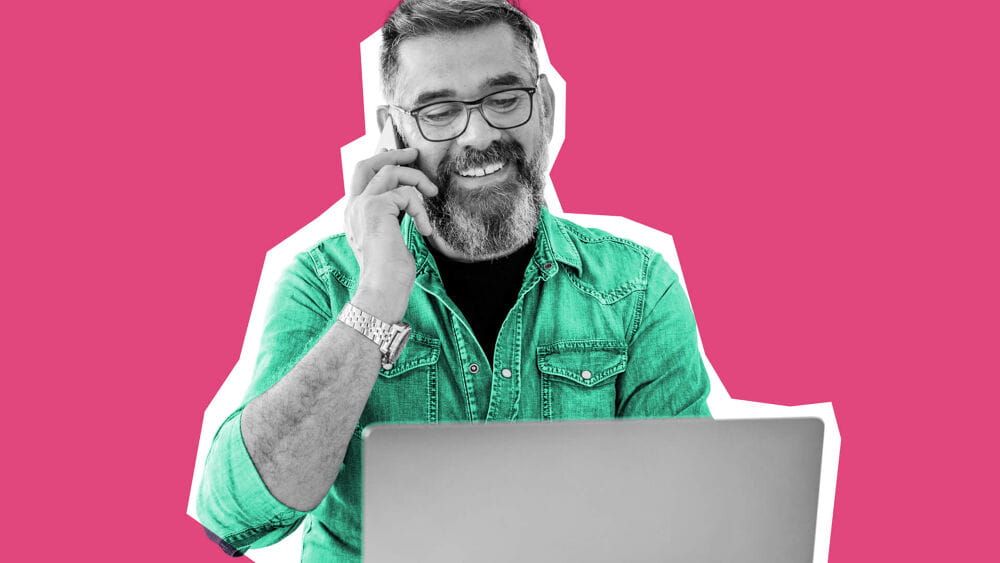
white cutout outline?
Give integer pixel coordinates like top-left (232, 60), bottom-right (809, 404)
top-left (188, 23), bottom-right (840, 563)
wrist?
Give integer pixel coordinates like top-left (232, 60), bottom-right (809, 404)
top-left (351, 281), bottom-right (411, 324)
top-left (337, 301), bottom-right (412, 370)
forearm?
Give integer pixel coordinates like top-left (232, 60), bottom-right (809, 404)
top-left (212, 146), bottom-right (426, 516)
top-left (241, 285), bottom-right (406, 511)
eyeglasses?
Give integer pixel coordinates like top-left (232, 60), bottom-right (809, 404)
top-left (392, 85), bottom-right (538, 142)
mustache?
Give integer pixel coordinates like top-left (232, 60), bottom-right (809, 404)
top-left (437, 141), bottom-right (527, 178)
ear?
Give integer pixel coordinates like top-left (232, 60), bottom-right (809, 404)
top-left (538, 74), bottom-right (556, 141)
top-left (377, 105), bottom-right (391, 131)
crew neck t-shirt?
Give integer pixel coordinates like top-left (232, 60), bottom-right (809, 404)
top-left (428, 241), bottom-right (535, 365)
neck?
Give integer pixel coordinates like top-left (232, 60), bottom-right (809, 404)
top-left (425, 232), bottom-right (532, 263)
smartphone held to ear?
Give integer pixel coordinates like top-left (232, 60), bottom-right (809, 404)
top-left (377, 118), bottom-right (404, 153)
top-left (376, 117), bottom-right (416, 226)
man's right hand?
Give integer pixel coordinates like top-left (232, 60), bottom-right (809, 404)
top-left (345, 147), bottom-right (438, 322)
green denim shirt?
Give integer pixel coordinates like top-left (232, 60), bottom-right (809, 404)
top-left (198, 208), bottom-right (711, 561)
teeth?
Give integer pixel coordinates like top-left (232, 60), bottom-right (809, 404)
top-left (458, 161), bottom-right (505, 177)
top-left (484, 161), bottom-right (503, 174)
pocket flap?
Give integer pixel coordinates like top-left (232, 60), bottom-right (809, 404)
top-left (537, 339), bottom-right (627, 387)
top-left (379, 332), bottom-right (440, 378)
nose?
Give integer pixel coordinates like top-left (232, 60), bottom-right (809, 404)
top-left (455, 106), bottom-right (502, 151)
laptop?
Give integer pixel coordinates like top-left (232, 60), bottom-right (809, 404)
top-left (363, 418), bottom-right (823, 563)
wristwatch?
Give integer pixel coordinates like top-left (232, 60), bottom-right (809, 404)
top-left (337, 302), bottom-right (411, 370)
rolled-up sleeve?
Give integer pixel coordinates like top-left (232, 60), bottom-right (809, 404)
top-left (616, 253), bottom-right (711, 418)
top-left (197, 246), bottom-right (344, 553)
top-left (197, 410), bottom-right (307, 552)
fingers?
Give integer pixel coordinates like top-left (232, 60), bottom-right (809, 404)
top-left (367, 165), bottom-right (438, 198)
top-left (348, 184), bottom-right (434, 238)
top-left (386, 186), bottom-right (434, 237)
top-left (350, 148), bottom-right (437, 197)
top-left (351, 148), bottom-right (417, 195)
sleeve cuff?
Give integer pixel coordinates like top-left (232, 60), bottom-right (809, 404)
top-left (197, 410), bottom-right (306, 550)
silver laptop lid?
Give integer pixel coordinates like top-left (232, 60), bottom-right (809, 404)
top-left (363, 418), bottom-right (823, 563)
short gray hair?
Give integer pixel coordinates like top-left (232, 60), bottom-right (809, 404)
top-left (380, 0), bottom-right (538, 102)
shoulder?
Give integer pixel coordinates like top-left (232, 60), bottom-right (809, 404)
top-left (548, 214), bottom-right (678, 293)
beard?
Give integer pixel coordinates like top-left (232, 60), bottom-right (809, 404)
top-left (423, 139), bottom-right (547, 258)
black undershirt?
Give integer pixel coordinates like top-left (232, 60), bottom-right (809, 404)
top-left (428, 240), bottom-right (536, 365)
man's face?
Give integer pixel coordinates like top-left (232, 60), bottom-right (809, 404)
top-left (390, 23), bottom-right (552, 258)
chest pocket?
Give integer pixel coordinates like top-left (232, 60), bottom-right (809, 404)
top-left (358, 332), bottom-right (440, 432)
top-left (537, 339), bottom-right (627, 420)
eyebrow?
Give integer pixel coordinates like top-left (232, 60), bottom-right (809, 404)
top-left (483, 72), bottom-right (528, 89)
top-left (411, 72), bottom-right (532, 107)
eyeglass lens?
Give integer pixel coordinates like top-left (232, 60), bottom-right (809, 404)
top-left (415, 90), bottom-right (533, 141)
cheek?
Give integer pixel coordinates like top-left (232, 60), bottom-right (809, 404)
top-left (396, 120), bottom-right (419, 149)
top-left (415, 143), bottom-right (450, 177)
top-left (510, 127), bottom-right (543, 156)
top-left (398, 122), bottom-right (447, 173)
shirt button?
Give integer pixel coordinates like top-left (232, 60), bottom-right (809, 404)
top-left (469, 363), bottom-right (479, 374)
top-left (542, 262), bottom-right (553, 270)
top-left (501, 368), bottom-right (512, 378)
top-left (581, 370), bottom-right (593, 380)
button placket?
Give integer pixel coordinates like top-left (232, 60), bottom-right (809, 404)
top-left (449, 315), bottom-right (480, 421)
top-left (487, 280), bottom-right (532, 422)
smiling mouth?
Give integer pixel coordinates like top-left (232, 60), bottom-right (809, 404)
top-left (456, 160), bottom-right (506, 178)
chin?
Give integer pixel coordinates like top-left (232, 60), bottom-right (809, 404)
top-left (430, 178), bottom-right (543, 258)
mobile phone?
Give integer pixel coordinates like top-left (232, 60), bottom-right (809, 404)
top-left (376, 116), bottom-right (404, 153)
top-left (376, 117), bottom-right (415, 225)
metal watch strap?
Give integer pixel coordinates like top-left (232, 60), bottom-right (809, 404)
top-left (337, 303), bottom-right (406, 370)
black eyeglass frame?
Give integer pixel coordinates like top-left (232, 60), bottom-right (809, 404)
top-left (390, 82), bottom-right (539, 143)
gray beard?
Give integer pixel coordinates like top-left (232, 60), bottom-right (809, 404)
top-left (425, 148), bottom-right (547, 258)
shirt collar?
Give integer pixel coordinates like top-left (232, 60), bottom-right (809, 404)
top-left (531, 206), bottom-right (582, 277)
top-left (403, 206), bottom-right (582, 279)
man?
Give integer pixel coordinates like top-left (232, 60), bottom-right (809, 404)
top-left (197, 0), bottom-right (710, 560)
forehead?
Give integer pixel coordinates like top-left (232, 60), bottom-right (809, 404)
top-left (395, 22), bottom-right (534, 106)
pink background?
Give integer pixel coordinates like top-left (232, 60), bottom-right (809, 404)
top-left (3, 1), bottom-right (997, 561)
